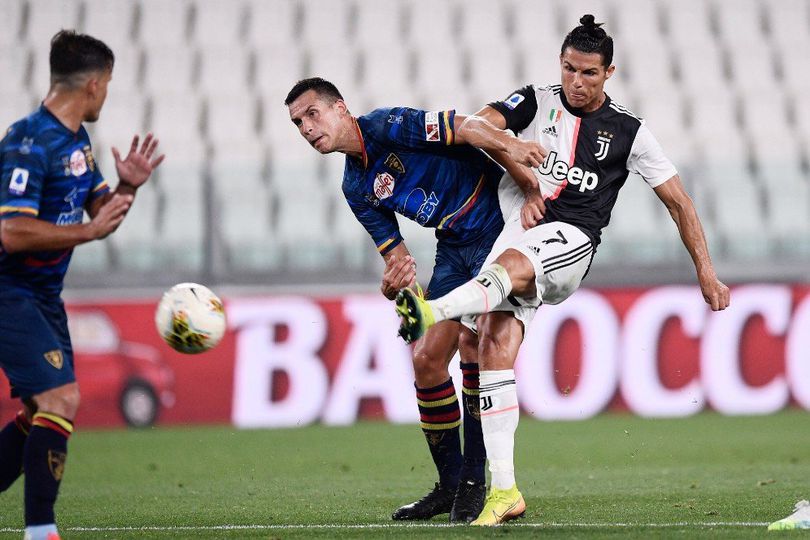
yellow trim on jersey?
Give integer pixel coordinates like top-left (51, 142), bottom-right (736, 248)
top-left (417, 394), bottom-right (459, 408)
top-left (437, 174), bottom-right (485, 229)
top-left (420, 420), bottom-right (462, 430)
top-left (376, 237), bottom-right (397, 253)
top-left (443, 111), bottom-right (454, 145)
top-left (33, 412), bottom-right (74, 434)
top-left (0, 205), bottom-right (38, 216)
top-left (92, 181), bottom-right (109, 192)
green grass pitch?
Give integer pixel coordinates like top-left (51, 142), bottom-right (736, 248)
top-left (1, 411), bottom-right (809, 538)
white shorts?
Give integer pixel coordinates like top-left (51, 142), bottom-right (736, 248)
top-left (463, 177), bottom-right (594, 331)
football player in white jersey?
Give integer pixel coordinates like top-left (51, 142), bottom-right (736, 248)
top-left (396, 14), bottom-right (731, 526)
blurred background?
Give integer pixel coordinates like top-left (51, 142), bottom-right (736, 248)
top-left (1, 0), bottom-right (808, 290)
top-left (0, 0), bottom-right (808, 428)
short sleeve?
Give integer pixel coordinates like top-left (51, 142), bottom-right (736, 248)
top-left (487, 85), bottom-right (539, 134)
top-left (342, 183), bottom-right (403, 255)
top-left (627, 123), bottom-right (678, 188)
top-left (372, 107), bottom-right (457, 149)
top-left (86, 146), bottom-right (109, 203)
top-left (0, 137), bottom-right (48, 219)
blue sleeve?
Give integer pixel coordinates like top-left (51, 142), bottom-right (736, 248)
top-left (0, 128), bottom-right (48, 219)
top-left (85, 143), bottom-right (109, 204)
top-left (366, 107), bottom-right (457, 150)
top-left (342, 183), bottom-right (402, 256)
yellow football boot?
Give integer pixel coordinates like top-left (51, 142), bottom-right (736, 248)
top-left (470, 484), bottom-right (526, 526)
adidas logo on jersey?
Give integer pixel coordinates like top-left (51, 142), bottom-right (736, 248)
top-left (541, 125), bottom-right (558, 138)
top-left (538, 151), bottom-right (599, 192)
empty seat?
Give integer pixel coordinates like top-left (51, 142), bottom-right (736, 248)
top-left (687, 85), bottom-right (738, 139)
top-left (0, 47), bottom-right (30, 94)
top-left (26, 0), bottom-right (81, 41)
top-left (359, 45), bottom-right (415, 106)
top-left (298, 0), bottom-right (352, 46)
top-left (404, 0), bottom-right (458, 48)
top-left (465, 41), bottom-right (520, 106)
top-left (620, 39), bottom-right (675, 89)
top-left (508, 0), bottom-right (563, 52)
top-left (204, 91), bottom-right (258, 145)
top-left (725, 38), bottom-right (778, 93)
top-left (713, 180), bottom-right (768, 259)
top-left (138, 0), bottom-right (193, 46)
top-left (763, 0), bottom-right (810, 49)
top-left (351, 0), bottom-right (406, 47)
top-left (713, 0), bottom-right (766, 46)
top-left (141, 45), bottom-right (197, 94)
top-left (0, 93), bottom-right (37, 132)
top-left (192, 0), bottom-right (248, 47)
top-left (0, 0), bottom-right (24, 48)
top-left (147, 93), bottom-right (204, 143)
top-left (458, 0), bottom-right (509, 46)
top-left (108, 179), bottom-right (162, 270)
top-left (304, 43), bottom-right (360, 98)
top-left (274, 187), bottom-right (335, 270)
top-left (659, 0), bottom-right (714, 48)
top-left (254, 46), bottom-right (305, 95)
top-left (779, 43), bottom-right (810, 95)
top-left (611, 0), bottom-right (663, 47)
top-left (93, 91), bottom-right (148, 150)
top-left (676, 42), bottom-right (727, 93)
top-left (245, 0), bottom-right (298, 48)
top-left (412, 44), bottom-right (467, 108)
top-left (197, 46), bottom-right (251, 94)
top-left (81, 0), bottom-right (138, 53)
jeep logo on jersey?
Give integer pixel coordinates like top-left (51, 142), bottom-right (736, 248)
top-left (373, 172), bottom-right (396, 199)
top-left (538, 151), bottom-right (599, 192)
top-left (595, 131), bottom-right (613, 161)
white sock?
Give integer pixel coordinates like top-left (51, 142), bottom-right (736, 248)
top-left (429, 264), bottom-right (513, 322)
top-left (23, 524), bottom-right (58, 540)
top-left (479, 369), bottom-right (519, 490)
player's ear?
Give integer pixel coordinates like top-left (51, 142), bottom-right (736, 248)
top-left (605, 64), bottom-right (615, 80)
top-left (334, 99), bottom-right (348, 115)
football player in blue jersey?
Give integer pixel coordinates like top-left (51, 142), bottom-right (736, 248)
top-left (0, 31), bottom-right (164, 540)
top-left (285, 78), bottom-right (544, 522)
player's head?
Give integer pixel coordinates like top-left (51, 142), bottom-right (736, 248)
top-left (49, 30), bottom-right (115, 122)
top-left (285, 77), bottom-right (352, 155)
top-left (559, 15), bottom-right (615, 112)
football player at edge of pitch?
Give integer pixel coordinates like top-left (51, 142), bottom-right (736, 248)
top-left (396, 14), bottom-right (731, 526)
top-left (285, 78), bottom-right (546, 522)
top-left (0, 31), bottom-right (164, 540)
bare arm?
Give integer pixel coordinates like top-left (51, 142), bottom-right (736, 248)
top-left (380, 242), bottom-right (417, 300)
top-left (457, 106), bottom-right (547, 229)
top-left (1, 193), bottom-right (133, 253)
top-left (654, 175), bottom-right (730, 311)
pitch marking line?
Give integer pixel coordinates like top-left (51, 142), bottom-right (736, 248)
top-left (0, 521), bottom-right (770, 532)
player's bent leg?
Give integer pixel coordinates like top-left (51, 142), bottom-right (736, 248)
top-left (449, 327), bottom-right (486, 523)
top-left (393, 322), bottom-right (461, 521)
top-left (768, 500), bottom-right (810, 530)
top-left (473, 313), bottom-right (526, 526)
top-left (23, 384), bottom-right (79, 540)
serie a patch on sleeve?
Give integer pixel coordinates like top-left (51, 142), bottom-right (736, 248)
top-left (504, 93), bottom-right (525, 110)
top-left (9, 167), bottom-right (29, 195)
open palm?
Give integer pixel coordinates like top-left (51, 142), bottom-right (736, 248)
top-left (113, 133), bottom-right (165, 188)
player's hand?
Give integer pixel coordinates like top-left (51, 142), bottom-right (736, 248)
top-left (507, 138), bottom-right (547, 169)
top-left (521, 188), bottom-right (546, 229)
top-left (699, 272), bottom-right (730, 311)
top-left (113, 133), bottom-right (165, 189)
top-left (89, 193), bottom-right (133, 239)
top-left (381, 255), bottom-right (416, 300)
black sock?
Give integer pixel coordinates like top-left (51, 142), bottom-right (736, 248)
top-left (0, 411), bottom-right (30, 492)
top-left (459, 362), bottom-right (486, 483)
top-left (24, 413), bottom-right (73, 526)
top-left (416, 378), bottom-right (462, 490)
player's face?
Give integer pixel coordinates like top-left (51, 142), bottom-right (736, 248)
top-left (560, 48), bottom-right (614, 112)
top-left (288, 90), bottom-right (347, 154)
top-left (85, 68), bottom-right (112, 123)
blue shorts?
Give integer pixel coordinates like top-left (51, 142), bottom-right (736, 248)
top-left (0, 295), bottom-right (75, 399)
top-left (426, 224), bottom-right (503, 300)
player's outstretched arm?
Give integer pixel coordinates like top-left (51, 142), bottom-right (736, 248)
top-left (0, 193), bottom-right (133, 253)
top-left (654, 175), bottom-right (730, 311)
top-left (381, 242), bottom-right (417, 300)
top-left (454, 111), bottom-right (547, 169)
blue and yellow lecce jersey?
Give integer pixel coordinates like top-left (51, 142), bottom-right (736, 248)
top-left (0, 105), bottom-right (109, 297)
top-left (342, 107), bottom-right (505, 254)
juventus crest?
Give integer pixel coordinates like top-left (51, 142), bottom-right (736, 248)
top-left (595, 130), bottom-right (614, 161)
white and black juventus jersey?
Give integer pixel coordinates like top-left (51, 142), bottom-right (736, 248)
top-left (490, 84), bottom-right (677, 246)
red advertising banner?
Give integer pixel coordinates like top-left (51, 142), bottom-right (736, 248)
top-left (1, 285), bottom-right (808, 428)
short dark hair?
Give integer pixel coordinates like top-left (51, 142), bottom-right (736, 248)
top-left (284, 77), bottom-right (344, 106)
top-left (49, 30), bottom-right (114, 87)
top-left (561, 14), bottom-right (613, 68)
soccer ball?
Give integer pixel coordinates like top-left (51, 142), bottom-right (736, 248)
top-left (155, 283), bottom-right (226, 354)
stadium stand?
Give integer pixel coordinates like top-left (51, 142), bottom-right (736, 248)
top-left (0, 0), bottom-right (806, 286)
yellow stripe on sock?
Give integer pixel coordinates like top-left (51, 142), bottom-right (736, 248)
top-left (416, 395), bottom-right (458, 408)
top-left (462, 387), bottom-right (479, 396)
top-left (420, 420), bottom-right (462, 430)
top-left (33, 412), bottom-right (73, 433)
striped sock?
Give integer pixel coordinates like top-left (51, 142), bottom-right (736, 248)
top-left (459, 362), bottom-right (486, 483)
top-left (416, 379), bottom-right (462, 489)
top-left (429, 264), bottom-right (513, 322)
top-left (479, 370), bottom-right (519, 490)
top-left (0, 411), bottom-right (30, 492)
top-left (25, 413), bottom-right (73, 526)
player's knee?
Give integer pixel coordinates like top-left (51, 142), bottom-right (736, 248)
top-left (412, 349), bottom-right (446, 383)
top-left (34, 384), bottom-right (81, 420)
top-left (457, 326), bottom-right (479, 364)
top-left (494, 249), bottom-right (536, 296)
